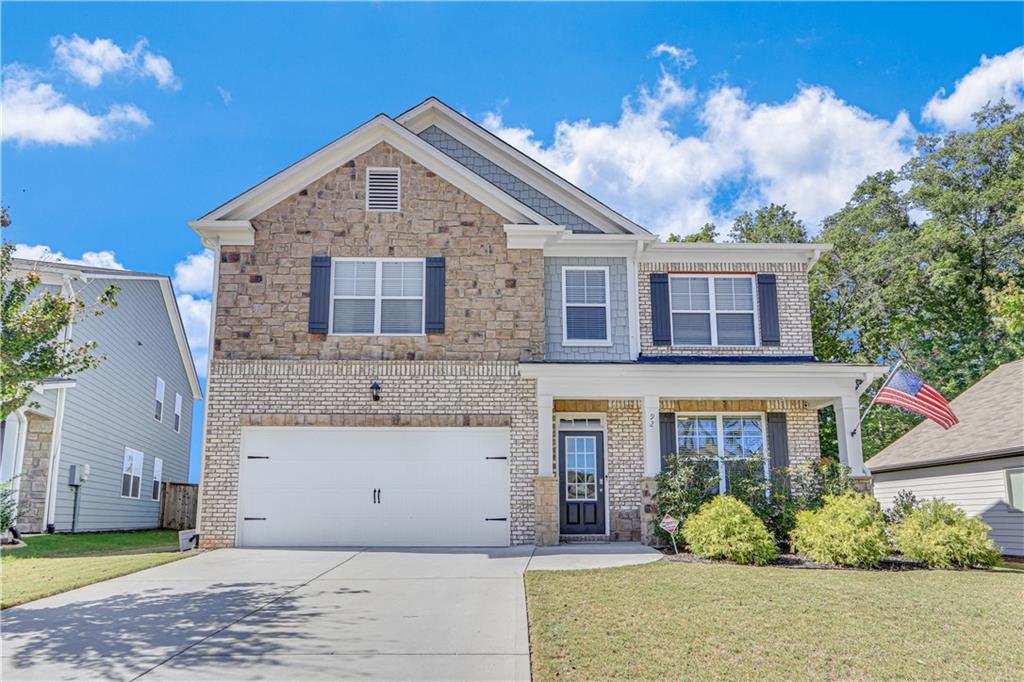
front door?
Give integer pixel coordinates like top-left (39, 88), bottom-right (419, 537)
top-left (558, 431), bottom-right (606, 535)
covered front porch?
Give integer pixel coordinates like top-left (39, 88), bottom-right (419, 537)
top-left (521, 361), bottom-right (887, 546)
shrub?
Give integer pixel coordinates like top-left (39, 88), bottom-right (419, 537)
top-left (894, 499), bottom-right (1000, 568)
top-left (652, 454), bottom-right (720, 544)
top-left (884, 489), bottom-right (920, 526)
top-left (0, 479), bottom-right (21, 536)
top-left (682, 496), bottom-right (778, 565)
top-left (790, 492), bottom-right (888, 567)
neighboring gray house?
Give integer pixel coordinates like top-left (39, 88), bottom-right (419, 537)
top-left (0, 259), bottom-right (202, 533)
top-left (870, 360), bottom-right (1024, 556)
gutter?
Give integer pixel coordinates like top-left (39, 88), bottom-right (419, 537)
top-left (868, 446), bottom-right (1024, 474)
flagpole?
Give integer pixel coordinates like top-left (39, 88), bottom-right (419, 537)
top-left (850, 359), bottom-right (902, 437)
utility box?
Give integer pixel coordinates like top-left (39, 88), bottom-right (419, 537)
top-left (68, 464), bottom-right (82, 487)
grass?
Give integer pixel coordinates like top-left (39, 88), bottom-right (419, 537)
top-left (1, 530), bottom-right (186, 609)
top-left (526, 559), bottom-right (1024, 681)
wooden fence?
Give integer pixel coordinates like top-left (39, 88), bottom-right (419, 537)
top-left (160, 482), bottom-right (198, 530)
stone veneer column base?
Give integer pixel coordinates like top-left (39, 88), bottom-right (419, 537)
top-left (18, 414), bottom-right (55, 534)
top-left (639, 477), bottom-right (659, 546)
top-left (533, 476), bottom-right (559, 546)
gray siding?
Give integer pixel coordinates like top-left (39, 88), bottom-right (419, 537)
top-left (418, 125), bottom-right (602, 234)
top-left (874, 456), bottom-right (1024, 557)
top-left (544, 257), bottom-right (631, 362)
top-left (52, 278), bottom-right (193, 532)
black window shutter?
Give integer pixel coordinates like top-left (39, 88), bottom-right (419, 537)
top-left (659, 412), bottom-right (676, 470)
top-left (425, 257), bottom-right (446, 334)
top-left (308, 256), bottom-right (331, 334)
top-left (757, 273), bottom-right (780, 346)
top-left (650, 273), bottom-right (671, 346)
top-left (767, 412), bottom-right (789, 472)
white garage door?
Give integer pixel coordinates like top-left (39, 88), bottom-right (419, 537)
top-left (237, 427), bottom-right (510, 547)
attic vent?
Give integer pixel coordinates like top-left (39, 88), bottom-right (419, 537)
top-left (366, 167), bottom-right (400, 211)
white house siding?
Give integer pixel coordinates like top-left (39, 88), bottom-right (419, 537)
top-left (873, 455), bottom-right (1024, 556)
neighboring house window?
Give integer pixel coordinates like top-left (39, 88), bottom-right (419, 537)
top-left (366, 167), bottom-right (400, 211)
top-left (154, 377), bottom-right (165, 421)
top-left (174, 394), bottom-right (182, 433)
top-left (562, 266), bottom-right (610, 344)
top-left (669, 275), bottom-right (757, 346)
top-left (152, 458), bottom-right (163, 501)
top-left (331, 259), bottom-right (424, 335)
top-left (1008, 468), bottom-right (1024, 512)
top-left (676, 414), bottom-right (768, 494)
top-left (121, 447), bottom-right (144, 499)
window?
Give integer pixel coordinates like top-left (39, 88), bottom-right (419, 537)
top-left (669, 275), bottom-right (757, 346)
top-left (565, 435), bottom-right (598, 501)
top-left (121, 447), bottom-right (143, 499)
top-left (676, 414), bottom-right (767, 494)
top-left (154, 378), bottom-right (165, 421)
top-left (1008, 468), bottom-right (1024, 512)
top-left (173, 394), bottom-right (182, 433)
top-left (366, 167), bottom-right (400, 211)
top-left (331, 259), bottom-right (424, 335)
top-left (562, 267), bottom-right (610, 344)
top-left (152, 458), bottom-right (163, 501)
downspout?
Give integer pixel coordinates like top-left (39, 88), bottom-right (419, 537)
top-left (193, 238), bottom-right (221, 545)
top-left (42, 273), bottom-right (77, 532)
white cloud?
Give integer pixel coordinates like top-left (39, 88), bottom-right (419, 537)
top-left (923, 46), bottom-right (1024, 129)
top-left (12, 243), bottom-right (125, 269)
top-left (1, 66), bottom-right (151, 146)
top-left (651, 43), bottom-right (697, 70)
top-left (217, 86), bottom-right (232, 105)
top-left (484, 67), bottom-right (915, 236)
top-left (173, 250), bottom-right (215, 296)
top-left (50, 34), bottom-right (180, 90)
top-left (176, 294), bottom-right (211, 378)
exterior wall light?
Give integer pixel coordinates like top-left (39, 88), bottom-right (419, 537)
top-left (370, 381), bottom-right (381, 401)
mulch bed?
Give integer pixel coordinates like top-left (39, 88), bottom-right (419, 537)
top-left (658, 548), bottom-right (927, 571)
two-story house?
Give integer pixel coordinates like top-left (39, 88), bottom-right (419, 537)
top-left (2, 260), bottom-right (202, 534)
top-left (190, 97), bottom-right (885, 549)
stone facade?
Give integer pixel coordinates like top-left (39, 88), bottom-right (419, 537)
top-left (214, 142), bottom-right (545, 362)
top-left (199, 360), bottom-right (537, 549)
top-left (533, 476), bottom-right (559, 546)
top-left (638, 261), bottom-right (814, 356)
top-left (18, 413), bottom-right (54, 534)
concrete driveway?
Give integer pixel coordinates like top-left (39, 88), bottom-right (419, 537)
top-left (2, 544), bottom-right (659, 681)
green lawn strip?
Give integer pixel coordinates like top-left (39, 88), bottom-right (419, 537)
top-left (526, 560), bottom-right (1024, 681)
top-left (1, 552), bottom-right (185, 609)
top-left (1, 529), bottom-right (179, 559)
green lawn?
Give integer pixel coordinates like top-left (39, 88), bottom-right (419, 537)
top-left (526, 559), bottom-right (1024, 681)
top-left (1, 530), bottom-right (186, 609)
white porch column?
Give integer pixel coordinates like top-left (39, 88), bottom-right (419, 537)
top-left (643, 394), bottom-right (661, 476)
top-left (538, 394), bottom-right (554, 477)
top-left (834, 393), bottom-right (867, 477)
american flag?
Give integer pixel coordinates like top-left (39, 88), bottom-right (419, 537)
top-left (875, 368), bottom-right (959, 430)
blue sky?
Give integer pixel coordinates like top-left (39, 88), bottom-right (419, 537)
top-left (3, 2), bottom-right (1022, 482)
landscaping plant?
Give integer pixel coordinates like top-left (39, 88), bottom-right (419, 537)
top-left (683, 496), bottom-right (778, 565)
top-left (651, 453), bottom-right (719, 545)
top-left (894, 499), bottom-right (1000, 568)
top-left (790, 492), bottom-right (888, 567)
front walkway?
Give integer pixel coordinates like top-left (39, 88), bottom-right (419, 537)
top-left (1, 544), bottom-right (660, 681)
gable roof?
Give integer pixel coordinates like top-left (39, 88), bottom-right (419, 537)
top-left (867, 360), bottom-right (1024, 473)
top-left (397, 97), bottom-right (652, 237)
top-left (194, 113), bottom-right (549, 229)
top-left (11, 258), bottom-right (203, 400)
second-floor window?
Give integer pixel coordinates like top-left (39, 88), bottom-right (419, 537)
top-left (331, 258), bottom-right (424, 335)
top-left (154, 378), bottom-right (165, 421)
top-left (173, 394), bottom-right (182, 433)
top-left (562, 266), bottom-right (610, 345)
top-left (669, 275), bottom-right (757, 346)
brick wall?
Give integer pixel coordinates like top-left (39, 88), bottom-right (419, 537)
top-left (606, 400), bottom-right (644, 541)
top-left (214, 141), bottom-right (545, 362)
top-left (638, 261), bottom-right (813, 356)
top-left (199, 360), bottom-right (538, 548)
top-left (18, 414), bottom-right (54, 533)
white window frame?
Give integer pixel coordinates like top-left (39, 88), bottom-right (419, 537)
top-left (365, 166), bottom-right (401, 212)
top-left (668, 274), bottom-right (760, 347)
top-left (1007, 468), bottom-right (1024, 513)
top-left (328, 258), bottom-right (426, 336)
top-left (173, 394), bottom-right (182, 433)
top-left (154, 378), bottom-right (165, 422)
top-left (121, 447), bottom-right (144, 500)
top-left (674, 412), bottom-right (770, 494)
top-left (152, 457), bottom-right (163, 501)
top-left (561, 266), bottom-right (612, 347)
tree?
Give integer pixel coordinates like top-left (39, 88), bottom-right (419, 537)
top-left (810, 102), bottom-right (1024, 458)
top-left (1, 209), bottom-right (119, 420)
top-left (668, 222), bottom-right (718, 243)
top-left (729, 204), bottom-right (808, 244)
